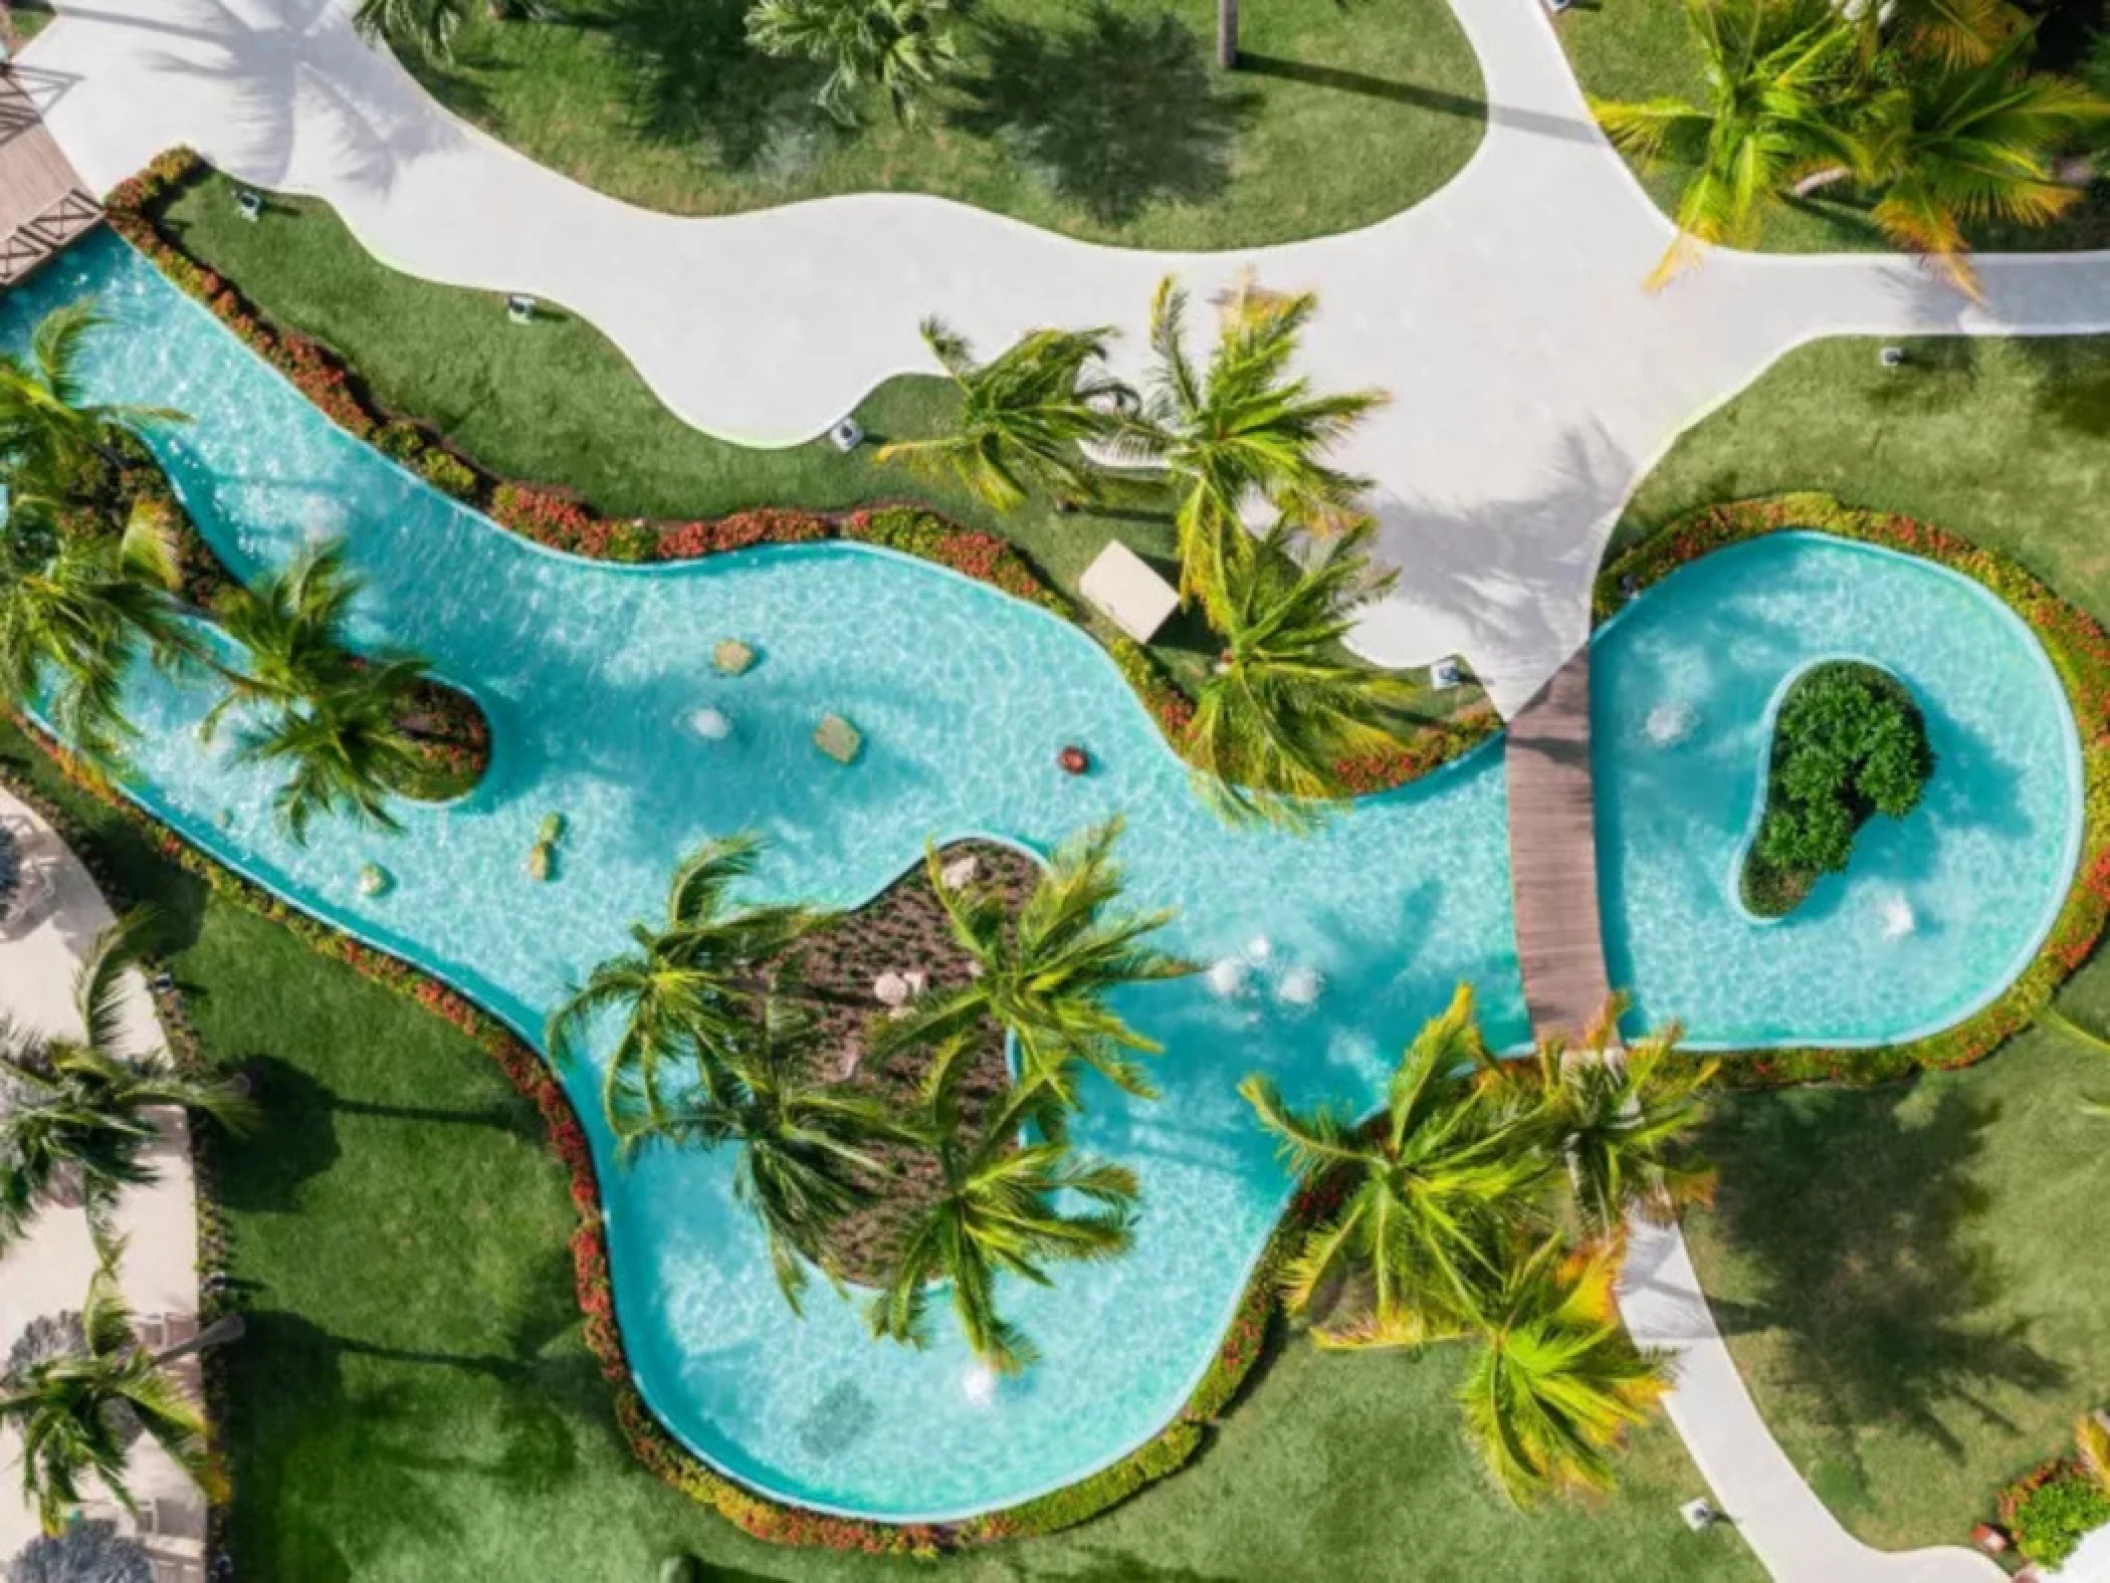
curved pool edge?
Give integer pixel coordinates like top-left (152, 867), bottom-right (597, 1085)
top-left (1592, 498), bottom-right (2108, 1080)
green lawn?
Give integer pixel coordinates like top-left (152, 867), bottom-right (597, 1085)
top-left (407, 0), bottom-right (1485, 250)
top-left (0, 719), bottom-right (1758, 1583)
top-left (1613, 331), bottom-right (2110, 1550)
top-left (1555, 0), bottom-right (2110, 256)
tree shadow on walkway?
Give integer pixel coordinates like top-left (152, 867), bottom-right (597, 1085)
top-left (1699, 1084), bottom-right (2066, 1493)
top-left (950, 2), bottom-right (1258, 225)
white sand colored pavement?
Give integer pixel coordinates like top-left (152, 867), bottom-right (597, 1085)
top-left (0, 788), bottom-right (206, 1568)
top-left (21, 0), bottom-right (2110, 715)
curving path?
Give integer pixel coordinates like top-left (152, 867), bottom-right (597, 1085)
top-left (0, 788), bottom-right (208, 1574)
top-left (19, 0), bottom-right (2110, 716)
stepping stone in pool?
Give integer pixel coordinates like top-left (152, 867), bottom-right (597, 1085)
top-left (813, 713), bottom-right (862, 765)
top-left (713, 639), bottom-right (755, 676)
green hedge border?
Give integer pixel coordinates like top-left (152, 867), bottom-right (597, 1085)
top-left (99, 148), bottom-right (1498, 797)
top-left (1595, 493), bottom-right (2110, 1088)
top-left (0, 720), bottom-right (1357, 1554)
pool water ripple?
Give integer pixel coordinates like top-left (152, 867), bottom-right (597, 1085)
top-left (6, 232), bottom-right (2079, 1518)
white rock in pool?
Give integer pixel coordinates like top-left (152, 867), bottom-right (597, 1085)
top-left (689, 706), bottom-right (732, 740)
top-left (1205, 957), bottom-right (1248, 999)
top-left (961, 1364), bottom-right (999, 1407)
top-left (1645, 700), bottom-right (1698, 747)
top-left (1877, 893), bottom-right (1917, 939)
top-left (1276, 965), bottom-right (1324, 1006)
top-left (1245, 935), bottom-right (1273, 963)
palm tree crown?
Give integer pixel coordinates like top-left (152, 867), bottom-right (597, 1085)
top-left (877, 317), bottom-right (1132, 511)
top-left (1185, 519), bottom-right (1422, 828)
top-left (866, 1041), bottom-right (1138, 1373)
top-left (624, 997), bottom-right (917, 1311)
top-left (875, 819), bottom-right (1193, 1119)
top-left (745, 0), bottom-right (964, 126)
top-left (549, 834), bottom-right (825, 1143)
top-left (1114, 275), bottom-right (1387, 614)
top-left (0, 300), bottom-right (185, 494)
top-left (1242, 984), bottom-right (1549, 1348)
top-left (1456, 1238), bottom-right (1671, 1505)
top-left (0, 911), bottom-right (258, 1252)
top-left (353, 0), bottom-right (471, 60)
top-left (0, 1252), bottom-right (222, 1535)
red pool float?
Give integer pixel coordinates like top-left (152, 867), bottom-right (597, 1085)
top-left (1058, 745), bottom-right (1091, 775)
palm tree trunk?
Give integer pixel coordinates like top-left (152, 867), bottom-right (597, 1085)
top-left (1790, 165), bottom-right (1852, 199)
top-left (151, 1313), bottom-right (244, 1366)
top-left (1217, 0), bottom-right (1238, 69)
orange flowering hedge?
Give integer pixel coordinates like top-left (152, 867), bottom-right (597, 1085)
top-left (105, 147), bottom-right (1484, 802)
top-left (1597, 493), bottom-right (2110, 1088)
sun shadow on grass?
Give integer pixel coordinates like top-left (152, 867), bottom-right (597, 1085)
top-left (950, 2), bottom-right (1259, 226)
top-left (1699, 1084), bottom-right (2066, 1495)
top-left (595, 0), bottom-right (836, 175)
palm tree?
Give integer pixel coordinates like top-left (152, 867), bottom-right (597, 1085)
top-left (0, 300), bottom-right (186, 493)
top-left (0, 912), bottom-right (257, 1252)
top-left (0, 1252), bottom-right (229, 1536)
top-left (231, 661), bottom-right (433, 844)
top-left (1591, 0), bottom-right (1871, 284)
top-left (745, 0), bottom-right (964, 126)
top-left (866, 1041), bottom-right (1138, 1373)
top-left (548, 835), bottom-right (825, 1139)
top-left (353, 0), bottom-right (472, 61)
top-left (1112, 276), bottom-right (1388, 616)
top-left (1855, 0), bottom-right (2017, 68)
top-left (1861, 35), bottom-right (2108, 298)
top-left (1480, 999), bottom-right (1718, 1249)
top-left (623, 997), bottom-right (918, 1311)
top-left (874, 819), bottom-right (1192, 1120)
top-left (0, 505), bottom-right (196, 765)
top-left (198, 538), bottom-right (366, 743)
top-left (1217, 0), bottom-right (1238, 69)
top-left (1185, 519), bottom-right (1423, 828)
top-left (1457, 1238), bottom-right (1671, 1505)
top-left (876, 318), bottom-right (1132, 512)
top-left (1240, 984), bottom-right (1549, 1348)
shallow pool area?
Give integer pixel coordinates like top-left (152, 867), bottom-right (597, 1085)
top-left (3, 231), bottom-right (2083, 1519)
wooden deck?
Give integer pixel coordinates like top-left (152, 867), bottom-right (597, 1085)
top-left (0, 70), bottom-right (100, 288)
top-left (1504, 645), bottom-right (1613, 1044)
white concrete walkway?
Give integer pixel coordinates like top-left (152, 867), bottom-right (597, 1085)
top-left (0, 788), bottom-right (206, 1569)
top-left (19, 0), bottom-right (2110, 715)
top-left (1618, 1220), bottom-right (2003, 1582)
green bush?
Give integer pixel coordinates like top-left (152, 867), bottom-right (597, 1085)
top-left (415, 447), bottom-right (479, 500)
top-left (2007, 1467), bottom-right (2110, 1565)
top-left (1744, 661), bottom-right (1934, 915)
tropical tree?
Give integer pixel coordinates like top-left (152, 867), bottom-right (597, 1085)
top-left (353, 0), bottom-right (473, 60)
top-left (876, 318), bottom-right (1132, 511)
top-left (0, 504), bottom-right (195, 765)
top-left (0, 911), bottom-right (257, 1252)
top-left (874, 818), bottom-right (1192, 1121)
top-left (548, 834), bottom-right (825, 1140)
top-left (1591, 0), bottom-right (1872, 282)
top-left (1860, 35), bottom-right (2109, 297)
top-left (1479, 999), bottom-right (1718, 1249)
top-left (866, 1039), bottom-right (1138, 1372)
top-left (0, 300), bottom-right (186, 493)
top-left (0, 1252), bottom-right (232, 1536)
top-left (745, 0), bottom-right (965, 126)
top-left (1185, 519), bottom-right (1422, 828)
top-left (198, 538), bottom-right (366, 740)
top-left (1240, 984), bottom-right (1549, 1348)
top-left (623, 996), bottom-right (919, 1311)
top-left (1113, 275), bottom-right (1388, 615)
top-left (230, 666), bottom-right (435, 844)
top-left (1457, 1237), bottom-right (1671, 1505)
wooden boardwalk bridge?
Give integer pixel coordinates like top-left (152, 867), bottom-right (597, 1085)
top-left (0, 70), bottom-right (100, 289)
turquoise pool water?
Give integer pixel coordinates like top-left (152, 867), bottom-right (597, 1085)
top-left (3, 231), bottom-right (2081, 1519)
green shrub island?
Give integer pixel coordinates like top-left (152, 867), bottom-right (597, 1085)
top-left (1742, 661), bottom-right (1935, 917)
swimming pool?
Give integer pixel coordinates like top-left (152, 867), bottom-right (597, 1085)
top-left (3, 230), bottom-right (2081, 1519)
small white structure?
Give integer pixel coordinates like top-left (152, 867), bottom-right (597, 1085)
top-left (506, 293), bottom-right (536, 324)
top-left (1079, 541), bottom-right (1180, 644)
top-left (939, 854), bottom-right (979, 891)
top-left (829, 418), bottom-right (864, 452)
top-left (689, 706), bottom-right (732, 740)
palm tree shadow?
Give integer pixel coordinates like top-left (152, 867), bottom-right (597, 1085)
top-left (592, 0), bottom-right (836, 175)
top-left (950, 2), bottom-right (1260, 226)
top-left (1698, 1084), bottom-right (2066, 1493)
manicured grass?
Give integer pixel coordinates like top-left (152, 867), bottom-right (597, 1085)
top-left (409, 0), bottom-right (1485, 249)
top-left (1611, 332), bottom-right (2110, 1548)
top-left (0, 721), bottom-right (1760, 1582)
top-left (1555, 0), bottom-right (2110, 257)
